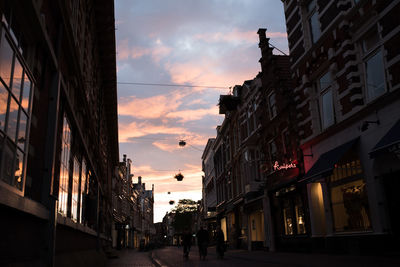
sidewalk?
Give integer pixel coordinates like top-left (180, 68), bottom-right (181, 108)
top-left (106, 248), bottom-right (155, 267)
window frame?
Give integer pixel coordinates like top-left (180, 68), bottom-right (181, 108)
top-left (268, 91), bottom-right (277, 120)
top-left (318, 72), bottom-right (335, 130)
top-left (0, 21), bottom-right (33, 195)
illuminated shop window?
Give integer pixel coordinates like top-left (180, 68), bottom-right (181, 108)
top-left (58, 116), bottom-right (71, 215)
top-left (283, 199), bottom-right (294, 235)
top-left (0, 23), bottom-right (33, 192)
top-left (295, 196), bottom-right (306, 234)
top-left (329, 159), bottom-right (371, 232)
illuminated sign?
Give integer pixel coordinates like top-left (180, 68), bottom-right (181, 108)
top-left (273, 161), bottom-right (297, 171)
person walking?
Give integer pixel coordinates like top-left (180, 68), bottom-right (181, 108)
top-left (182, 228), bottom-right (192, 260)
top-left (196, 226), bottom-right (209, 260)
top-left (216, 225), bottom-right (225, 259)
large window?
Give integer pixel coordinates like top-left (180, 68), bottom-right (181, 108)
top-left (307, 0), bottom-right (321, 44)
top-left (319, 72), bottom-right (335, 129)
top-left (268, 92), bottom-right (277, 119)
top-left (329, 157), bottom-right (371, 232)
top-left (0, 24), bottom-right (33, 192)
top-left (362, 27), bottom-right (385, 102)
top-left (58, 116), bottom-right (71, 215)
top-left (71, 157), bottom-right (80, 222)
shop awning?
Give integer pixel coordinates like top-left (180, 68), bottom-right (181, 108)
top-left (299, 138), bottom-right (359, 182)
top-left (369, 119), bottom-right (400, 158)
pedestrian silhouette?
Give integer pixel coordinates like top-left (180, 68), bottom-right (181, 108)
top-left (182, 228), bottom-right (192, 260)
top-left (196, 226), bottom-right (209, 260)
top-left (216, 225), bottom-right (225, 259)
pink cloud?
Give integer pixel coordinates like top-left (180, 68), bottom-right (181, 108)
top-left (166, 106), bottom-right (219, 123)
top-left (117, 39), bottom-right (171, 62)
top-left (118, 91), bottom-right (188, 119)
top-left (118, 121), bottom-right (189, 143)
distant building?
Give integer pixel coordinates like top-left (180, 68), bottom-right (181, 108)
top-left (0, 0), bottom-right (118, 265)
top-left (133, 176), bottom-right (155, 248)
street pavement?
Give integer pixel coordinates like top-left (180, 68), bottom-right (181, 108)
top-left (151, 246), bottom-right (400, 267)
top-left (106, 249), bottom-right (155, 267)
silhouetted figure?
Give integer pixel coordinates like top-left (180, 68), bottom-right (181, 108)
top-left (196, 226), bottom-right (209, 260)
top-left (216, 226), bottom-right (225, 259)
top-left (182, 228), bottom-right (192, 260)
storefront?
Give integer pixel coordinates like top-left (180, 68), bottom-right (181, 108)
top-left (302, 138), bottom-right (374, 252)
top-left (244, 190), bottom-right (265, 250)
top-left (264, 160), bottom-right (310, 252)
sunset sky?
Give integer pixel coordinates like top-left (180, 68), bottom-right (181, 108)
top-left (115, 0), bottom-right (288, 222)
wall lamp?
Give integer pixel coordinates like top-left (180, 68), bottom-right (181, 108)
top-left (361, 120), bottom-right (380, 132)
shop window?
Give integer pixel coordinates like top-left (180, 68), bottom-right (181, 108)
top-left (283, 199), bottom-right (294, 235)
top-left (58, 115), bottom-right (71, 215)
top-left (0, 23), bottom-right (32, 192)
top-left (329, 159), bottom-right (371, 232)
top-left (295, 196), bottom-right (306, 234)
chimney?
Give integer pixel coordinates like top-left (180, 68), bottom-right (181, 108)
top-left (257, 28), bottom-right (268, 48)
top-left (123, 154), bottom-right (127, 163)
top-left (138, 176), bottom-right (142, 184)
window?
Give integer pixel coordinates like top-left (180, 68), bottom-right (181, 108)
top-left (365, 51), bottom-right (385, 101)
top-left (361, 27), bottom-right (385, 102)
top-left (268, 92), bottom-right (277, 119)
top-left (58, 116), bottom-right (71, 215)
top-left (80, 159), bottom-right (87, 223)
top-left (329, 157), bottom-right (371, 232)
top-left (71, 157), bottom-right (80, 222)
top-left (295, 196), bottom-right (306, 234)
top-left (319, 72), bottom-right (335, 129)
top-left (307, 0), bottom-right (321, 43)
top-left (269, 140), bottom-right (277, 162)
top-left (0, 23), bottom-right (33, 192)
top-left (283, 199), bottom-right (294, 235)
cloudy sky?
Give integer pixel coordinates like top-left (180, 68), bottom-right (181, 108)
top-left (115, 0), bottom-right (288, 222)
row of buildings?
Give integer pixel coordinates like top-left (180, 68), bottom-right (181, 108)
top-left (201, 0), bottom-right (400, 253)
top-left (0, 1), bottom-right (155, 266)
top-left (112, 155), bottom-right (155, 250)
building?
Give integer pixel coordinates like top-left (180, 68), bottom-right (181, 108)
top-left (0, 0), bottom-right (118, 266)
top-left (133, 176), bottom-right (155, 249)
top-left (283, 0), bottom-right (400, 252)
top-left (201, 138), bottom-right (217, 241)
top-left (257, 29), bottom-right (308, 252)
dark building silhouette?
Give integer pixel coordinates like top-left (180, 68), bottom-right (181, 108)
top-left (0, 0), bottom-right (118, 265)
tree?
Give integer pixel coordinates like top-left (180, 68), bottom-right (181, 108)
top-left (171, 199), bottom-right (198, 233)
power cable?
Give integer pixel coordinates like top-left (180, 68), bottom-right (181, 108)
top-left (117, 81), bottom-right (230, 89)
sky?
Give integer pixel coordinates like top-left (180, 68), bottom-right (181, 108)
top-left (114, 0), bottom-right (288, 223)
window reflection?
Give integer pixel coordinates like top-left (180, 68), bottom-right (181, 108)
top-left (14, 148), bottom-right (24, 190)
top-left (0, 83), bottom-right (8, 131)
top-left (18, 110), bottom-right (27, 151)
top-left (71, 157), bottom-right (80, 222)
top-left (21, 75), bottom-right (31, 112)
top-left (6, 97), bottom-right (19, 141)
top-left (58, 116), bottom-right (71, 215)
top-left (0, 32), bottom-right (13, 87)
top-left (283, 200), bottom-right (294, 235)
top-left (12, 58), bottom-right (23, 101)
